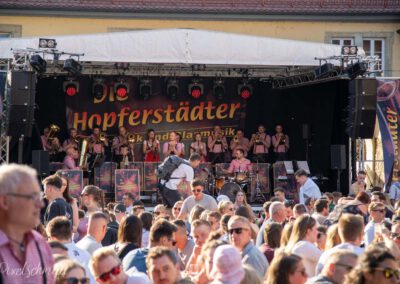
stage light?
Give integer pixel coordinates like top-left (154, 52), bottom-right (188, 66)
top-left (238, 83), bottom-right (252, 100)
top-left (213, 79), bottom-right (225, 100)
top-left (346, 62), bottom-right (368, 79)
top-left (63, 81), bottom-right (79, 97)
top-left (139, 79), bottom-right (152, 100)
top-left (166, 79), bottom-right (179, 100)
top-left (188, 80), bottom-right (204, 99)
top-left (39, 38), bottom-right (57, 49)
top-left (63, 58), bottom-right (82, 76)
top-left (341, 45), bottom-right (358, 56)
top-left (29, 54), bottom-right (47, 73)
top-left (114, 82), bottom-right (129, 98)
top-left (92, 79), bottom-right (105, 100)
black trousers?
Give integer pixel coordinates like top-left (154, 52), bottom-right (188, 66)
top-left (160, 185), bottom-right (182, 208)
top-left (252, 153), bottom-right (268, 163)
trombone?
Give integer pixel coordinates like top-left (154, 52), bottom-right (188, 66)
top-left (127, 133), bottom-right (135, 143)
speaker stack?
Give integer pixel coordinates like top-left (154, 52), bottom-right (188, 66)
top-left (5, 70), bottom-right (36, 138)
top-left (346, 78), bottom-right (377, 139)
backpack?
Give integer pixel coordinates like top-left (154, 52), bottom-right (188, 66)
top-left (156, 155), bottom-right (189, 182)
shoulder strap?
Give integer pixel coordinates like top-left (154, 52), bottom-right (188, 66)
top-left (34, 239), bottom-right (47, 284)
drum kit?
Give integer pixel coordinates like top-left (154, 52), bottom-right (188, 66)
top-left (202, 166), bottom-right (265, 203)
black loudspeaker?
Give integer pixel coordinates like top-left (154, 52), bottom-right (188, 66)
top-left (331, 145), bottom-right (346, 170)
top-left (347, 78), bottom-right (377, 139)
top-left (32, 150), bottom-right (49, 176)
top-left (5, 71), bottom-right (36, 138)
top-left (302, 124), bottom-right (310, 140)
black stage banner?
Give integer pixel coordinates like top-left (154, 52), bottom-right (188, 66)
top-left (65, 77), bottom-right (247, 159)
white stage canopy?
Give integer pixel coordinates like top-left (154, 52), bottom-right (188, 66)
top-left (0, 29), bottom-right (349, 67)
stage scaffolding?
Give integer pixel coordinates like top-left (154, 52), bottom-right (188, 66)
top-left (0, 65), bottom-right (9, 164)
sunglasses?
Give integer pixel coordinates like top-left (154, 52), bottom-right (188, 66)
top-left (63, 277), bottom-right (90, 284)
top-left (228, 208), bottom-right (234, 211)
top-left (154, 212), bottom-right (161, 215)
top-left (192, 189), bottom-right (202, 193)
top-left (97, 265), bottom-right (122, 282)
top-left (372, 209), bottom-right (386, 213)
top-left (173, 207), bottom-right (181, 211)
top-left (228, 228), bottom-right (248, 235)
top-left (374, 267), bottom-right (400, 280)
top-left (168, 238), bottom-right (177, 246)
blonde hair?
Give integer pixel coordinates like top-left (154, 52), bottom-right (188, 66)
top-left (280, 222), bottom-right (294, 248)
top-left (54, 259), bottom-right (85, 284)
top-left (285, 215), bottom-right (316, 254)
top-left (89, 247), bottom-right (120, 277)
top-left (218, 200), bottom-right (233, 215)
top-left (240, 264), bottom-right (262, 284)
top-left (325, 223), bottom-right (341, 250)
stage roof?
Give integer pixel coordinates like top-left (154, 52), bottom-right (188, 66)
top-left (0, 29), bottom-right (352, 77)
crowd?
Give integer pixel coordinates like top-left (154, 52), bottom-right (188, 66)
top-left (1, 163), bottom-right (400, 284)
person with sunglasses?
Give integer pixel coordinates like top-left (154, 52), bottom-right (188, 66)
top-left (90, 247), bottom-right (150, 284)
top-left (344, 246), bottom-right (400, 284)
top-left (390, 222), bottom-right (400, 248)
top-left (0, 164), bottom-right (55, 284)
top-left (266, 253), bottom-right (307, 284)
top-left (308, 250), bottom-right (357, 284)
top-left (172, 201), bottom-right (183, 220)
top-left (228, 215), bottom-right (268, 279)
top-left (55, 259), bottom-right (90, 284)
top-left (364, 202), bottom-right (387, 247)
top-left (177, 179), bottom-right (217, 221)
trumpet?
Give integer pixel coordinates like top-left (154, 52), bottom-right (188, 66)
top-left (127, 133), bottom-right (135, 143)
top-left (98, 132), bottom-right (106, 143)
top-left (233, 135), bottom-right (239, 143)
top-left (255, 132), bottom-right (261, 143)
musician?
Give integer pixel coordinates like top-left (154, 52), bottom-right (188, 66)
top-left (176, 133), bottom-right (186, 158)
top-left (41, 126), bottom-right (62, 162)
top-left (207, 125), bottom-right (228, 164)
top-left (89, 125), bottom-right (109, 155)
top-left (162, 131), bottom-right (183, 158)
top-left (112, 126), bottom-right (134, 160)
top-left (272, 124), bottom-right (289, 161)
top-left (190, 132), bottom-right (207, 162)
top-left (62, 128), bottom-right (80, 152)
top-left (229, 129), bottom-right (249, 158)
top-left (63, 146), bottom-right (80, 169)
top-left (249, 124), bottom-right (271, 163)
top-left (118, 144), bottom-right (134, 169)
top-left (143, 129), bottom-right (161, 162)
top-left (226, 148), bottom-right (252, 174)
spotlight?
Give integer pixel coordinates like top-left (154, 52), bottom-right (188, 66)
top-left (63, 81), bottom-right (79, 97)
top-left (341, 45), bottom-right (358, 56)
top-left (213, 79), bottom-right (225, 100)
top-left (39, 38), bottom-right (57, 49)
top-left (238, 83), bottom-right (252, 100)
top-left (188, 80), bottom-right (204, 99)
top-left (63, 58), bottom-right (82, 76)
top-left (166, 79), bottom-right (179, 100)
top-left (92, 79), bottom-right (105, 100)
top-left (139, 79), bottom-right (152, 100)
top-left (29, 54), bottom-right (47, 73)
top-left (346, 62), bottom-right (368, 79)
top-left (114, 82), bottom-right (129, 99)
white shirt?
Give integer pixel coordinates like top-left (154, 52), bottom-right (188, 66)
top-left (292, 240), bottom-right (322, 278)
top-left (364, 220), bottom-right (378, 247)
top-left (76, 235), bottom-right (102, 255)
top-left (163, 161), bottom-right (194, 190)
top-left (316, 242), bottom-right (364, 274)
top-left (299, 178), bottom-right (322, 204)
top-left (126, 205), bottom-right (133, 215)
top-left (65, 242), bottom-right (96, 284)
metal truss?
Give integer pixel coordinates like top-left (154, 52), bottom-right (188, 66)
top-left (0, 68), bottom-right (9, 164)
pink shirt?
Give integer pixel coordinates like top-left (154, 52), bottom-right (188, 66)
top-left (162, 142), bottom-right (183, 158)
top-left (208, 135), bottom-right (228, 153)
top-left (63, 155), bottom-right (79, 169)
top-left (230, 137), bottom-right (250, 157)
top-left (272, 134), bottom-right (289, 153)
top-left (0, 230), bottom-right (55, 284)
top-left (62, 138), bottom-right (79, 152)
top-left (228, 158), bottom-right (252, 173)
top-left (252, 133), bottom-right (271, 154)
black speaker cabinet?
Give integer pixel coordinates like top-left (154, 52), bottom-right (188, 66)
top-left (331, 145), bottom-right (346, 170)
top-left (5, 71), bottom-right (36, 138)
top-left (32, 150), bottom-right (49, 177)
top-left (302, 124), bottom-right (310, 140)
top-left (347, 78), bottom-right (377, 139)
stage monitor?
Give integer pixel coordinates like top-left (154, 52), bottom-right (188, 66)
top-left (296, 161), bottom-right (310, 175)
top-left (283, 161), bottom-right (294, 174)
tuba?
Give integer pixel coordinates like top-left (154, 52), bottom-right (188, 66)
top-left (48, 124), bottom-right (60, 142)
top-left (127, 133), bottom-right (135, 143)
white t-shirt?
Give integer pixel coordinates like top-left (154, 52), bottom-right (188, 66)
top-left (292, 240), bottom-right (322, 278)
top-left (299, 178), bottom-right (322, 204)
top-left (65, 242), bottom-right (96, 284)
top-left (181, 194), bottom-right (218, 215)
top-left (316, 242), bottom-right (364, 274)
top-left (163, 162), bottom-right (194, 190)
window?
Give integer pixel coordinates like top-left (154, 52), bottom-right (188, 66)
top-left (363, 38), bottom-right (384, 74)
top-left (331, 38), bottom-right (354, 46)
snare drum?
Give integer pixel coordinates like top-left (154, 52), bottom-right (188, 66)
top-left (235, 172), bottom-right (248, 183)
top-left (215, 177), bottom-right (226, 190)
